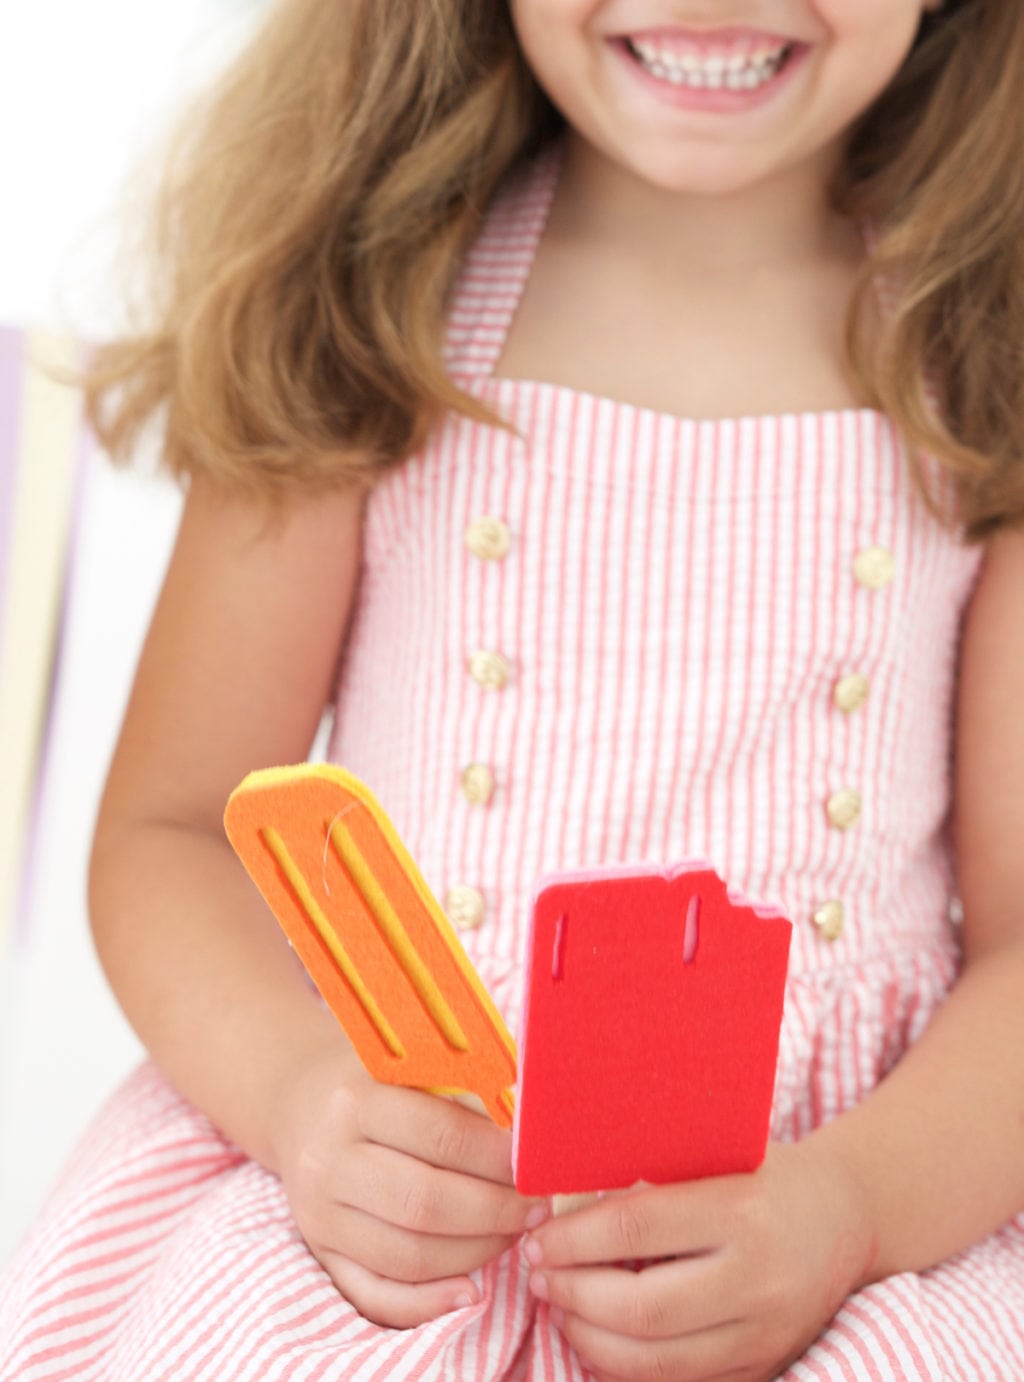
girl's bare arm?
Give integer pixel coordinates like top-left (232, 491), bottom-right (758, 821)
top-left (90, 479), bottom-right (539, 1326)
top-left (89, 477), bottom-right (367, 1166)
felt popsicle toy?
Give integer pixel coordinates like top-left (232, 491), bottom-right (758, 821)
top-left (224, 764), bottom-right (517, 1127)
top-left (513, 862), bottom-right (792, 1196)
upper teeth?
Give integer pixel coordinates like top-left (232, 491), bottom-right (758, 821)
top-left (630, 38), bottom-right (789, 89)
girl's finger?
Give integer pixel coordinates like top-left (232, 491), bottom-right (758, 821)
top-left (314, 1200), bottom-right (515, 1283)
top-left (556, 1308), bottom-right (749, 1382)
top-left (343, 1143), bottom-right (549, 1238)
top-left (532, 1257), bottom-right (738, 1339)
top-left (526, 1183), bottom-right (720, 1268)
top-left (320, 1249), bottom-right (480, 1330)
top-left (358, 1083), bottom-right (518, 1184)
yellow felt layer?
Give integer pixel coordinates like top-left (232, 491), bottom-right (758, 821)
top-left (224, 764), bottom-right (517, 1127)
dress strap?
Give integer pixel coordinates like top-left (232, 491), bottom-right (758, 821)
top-left (444, 142), bottom-right (561, 385)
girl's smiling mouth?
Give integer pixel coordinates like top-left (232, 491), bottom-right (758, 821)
top-left (613, 27), bottom-right (807, 109)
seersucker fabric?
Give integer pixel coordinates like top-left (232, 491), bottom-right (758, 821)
top-left (2, 146), bottom-right (1022, 1382)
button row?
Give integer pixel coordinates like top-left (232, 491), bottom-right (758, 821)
top-left (447, 519), bottom-right (512, 929)
top-left (452, 524), bottom-right (896, 944)
top-left (815, 543), bottom-right (894, 941)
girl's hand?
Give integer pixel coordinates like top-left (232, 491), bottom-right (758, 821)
top-left (523, 1140), bottom-right (873, 1382)
top-left (270, 1043), bottom-right (548, 1329)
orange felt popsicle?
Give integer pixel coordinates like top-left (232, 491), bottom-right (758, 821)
top-left (224, 764), bottom-right (517, 1127)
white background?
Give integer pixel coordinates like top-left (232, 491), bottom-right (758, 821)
top-left (0, 1), bottom-right (262, 1266)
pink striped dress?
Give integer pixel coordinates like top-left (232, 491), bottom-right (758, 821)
top-left (3, 147), bottom-right (1023, 1382)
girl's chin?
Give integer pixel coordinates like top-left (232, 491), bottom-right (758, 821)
top-left (576, 138), bottom-right (794, 201)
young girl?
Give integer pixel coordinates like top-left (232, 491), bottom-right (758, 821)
top-left (3, 0), bottom-right (1024, 1377)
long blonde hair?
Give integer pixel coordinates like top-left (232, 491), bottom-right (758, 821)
top-left (88, 0), bottom-right (1024, 536)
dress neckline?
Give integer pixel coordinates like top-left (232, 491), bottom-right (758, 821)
top-left (457, 138), bottom-right (892, 435)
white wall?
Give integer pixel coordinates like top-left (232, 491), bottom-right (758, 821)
top-left (0, 1), bottom-right (261, 1266)
top-left (0, 0), bottom-right (262, 331)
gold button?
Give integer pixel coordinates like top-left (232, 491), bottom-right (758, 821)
top-left (834, 673), bottom-right (870, 714)
top-left (461, 763), bottom-right (495, 806)
top-left (465, 517), bottom-right (511, 562)
top-left (813, 899), bottom-right (845, 942)
top-left (826, 788), bottom-right (862, 831)
top-left (468, 650), bottom-right (511, 690)
top-left (853, 546), bottom-right (894, 590)
top-left (445, 886), bottom-right (485, 930)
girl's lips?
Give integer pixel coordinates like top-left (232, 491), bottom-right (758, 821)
top-left (610, 34), bottom-right (808, 113)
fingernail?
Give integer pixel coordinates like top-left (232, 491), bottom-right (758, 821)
top-left (528, 1270), bottom-right (549, 1300)
top-left (452, 1290), bottom-right (476, 1310)
top-left (525, 1202), bottom-right (550, 1229)
top-left (522, 1235), bottom-right (543, 1266)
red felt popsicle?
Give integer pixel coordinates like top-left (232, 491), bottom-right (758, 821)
top-left (512, 862), bottom-right (792, 1195)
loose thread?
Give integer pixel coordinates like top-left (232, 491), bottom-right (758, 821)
top-left (321, 803), bottom-right (357, 896)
